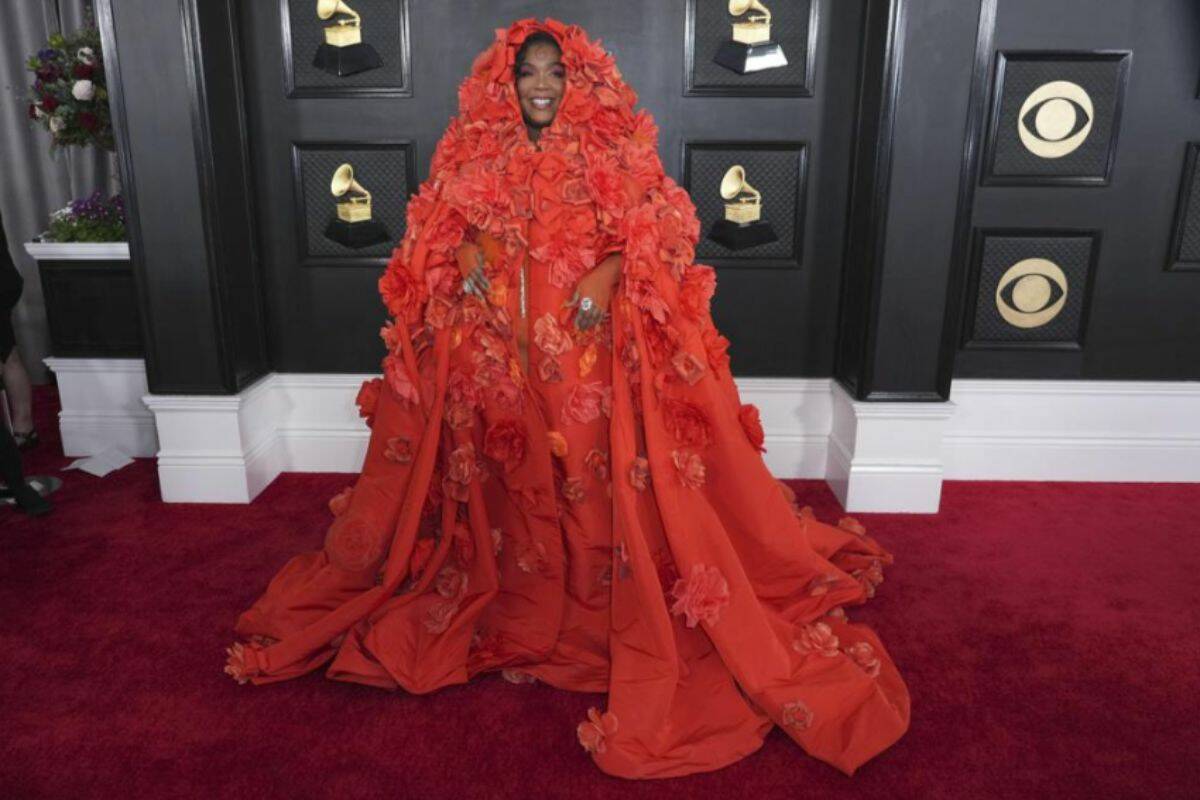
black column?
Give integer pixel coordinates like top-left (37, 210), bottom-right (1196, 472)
top-left (835, 0), bottom-right (991, 401)
top-left (96, 0), bottom-right (267, 394)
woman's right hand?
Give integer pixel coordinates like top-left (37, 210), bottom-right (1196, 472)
top-left (455, 241), bottom-right (491, 298)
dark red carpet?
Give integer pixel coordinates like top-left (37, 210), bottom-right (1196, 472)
top-left (2, 386), bottom-right (1198, 799)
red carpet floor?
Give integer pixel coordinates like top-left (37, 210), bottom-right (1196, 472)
top-left (2, 386), bottom-right (1198, 799)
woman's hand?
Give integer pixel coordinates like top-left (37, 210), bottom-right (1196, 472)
top-left (569, 253), bottom-right (622, 331)
top-left (455, 241), bottom-right (491, 298)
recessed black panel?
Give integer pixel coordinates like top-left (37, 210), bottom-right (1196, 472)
top-left (290, 141), bottom-right (415, 267)
top-left (963, 230), bottom-right (1100, 350)
top-left (682, 141), bottom-right (807, 269)
top-left (281, 0), bottom-right (410, 97)
top-left (982, 51), bottom-right (1130, 186)
top-left (684, 0), bottom-right (817, 96)
top-left (1167, 142), bottom-right (1200, 272)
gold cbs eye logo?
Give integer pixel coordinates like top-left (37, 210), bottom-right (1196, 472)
top-left (995, 258), bottom-right (1068, 329)
top-left (1017, 80), bottom-right (1093, 159)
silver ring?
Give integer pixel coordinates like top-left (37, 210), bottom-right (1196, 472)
top-left (579, 296), bottom-right (595, 313)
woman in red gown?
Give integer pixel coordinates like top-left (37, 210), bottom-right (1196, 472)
top-left (225, 18), bottom-right (910, 779)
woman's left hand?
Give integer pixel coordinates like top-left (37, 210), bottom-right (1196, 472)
top-left (568, 254), bottom-right (622, 331)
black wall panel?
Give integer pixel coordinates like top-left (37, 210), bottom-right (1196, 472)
top-left (952, 0), bottom-right (1200, 381)
top-left (239, 0), bottom-right (865, 377)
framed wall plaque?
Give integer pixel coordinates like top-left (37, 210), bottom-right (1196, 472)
top-left (684, 0), bottom-right (818, 97)
top-left (281, 0), bottom-right (411, 98)
top-left (682, 141), bottom-right (807, 269)
top-left (981, 50), bottom-right (1131, 186)
top-left (290, 140), bottom-right (415, 268)
top-left (962, 229), bottom-right (1101, 350)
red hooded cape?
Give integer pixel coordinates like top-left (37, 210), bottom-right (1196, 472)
top-left (226, 18), bottom-right (909, 779)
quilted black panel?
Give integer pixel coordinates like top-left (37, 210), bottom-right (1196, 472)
top-left (285, 0), bottom-right (405, 90)
top-left (685, 143), bottom-right (805, 264)
top-left (295, 143), bottom-right (412, 260)
top-left (689, 0), bottom-right (810, 91)
top-left (970, 233), bottom-right (1096, 345)
top-left (1176, 145), bottom-right (1200, 263)
top-left (988, 54), bottom-right (1128, 180)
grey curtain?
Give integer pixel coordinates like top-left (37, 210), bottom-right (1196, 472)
top-left (0, 0), bottom-right (116, 383)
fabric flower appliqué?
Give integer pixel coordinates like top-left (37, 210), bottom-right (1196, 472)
top-left (781, 700), bottom-right (814, 731)
top-left (547, 430), bottom-right (569, 458)
top-left (325, 518), bottom-right (384, 573)
top-left (670, 349), bottom-right (706, 386)
top-left (562, 382), bottom-right (610, 425)
top-left (584, 449), bottom-right (609, 481)
top-left (538, 355), bottom-right (563, 383)
top-left (844, 641), bottom-right (882, 678)
top-left (562, 476), bottom-right (586, 504)
top-left (628, 456), bottom-right (650, 491)
top-left (792, 622), bottom-right (841, 658)
top-left (384, 436), bottom-right (414, 464)
top-left (672, 449), bottom-right (706, 489)
top-left (738, 403), bottom-right (766, 452)
top-left (443, 443), bottom-right (478, 502)
top-left (805, 573), bottom-right (841, 597)
top-left (533, 313), bottom-right (574, 356)
top-left (483, 419), bottom-right (528, 472)
top-left (669, 563), bottom-right (730, 628)
top-left (661, 398), bottom-right (712, 448)
top-left (853, 559), bottom-right (885, 599)
top-left (577, 707), bottom-right (619, 755)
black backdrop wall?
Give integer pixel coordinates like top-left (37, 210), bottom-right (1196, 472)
top-left (96, 0), bottom-right (1200, 396)
top-left (238, 0), bottom-right (861, 377)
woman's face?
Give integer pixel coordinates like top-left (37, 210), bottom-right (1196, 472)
top-left (516, 42), bottom-right (565, 130)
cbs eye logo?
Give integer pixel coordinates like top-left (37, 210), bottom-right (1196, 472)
top-left (995, 258), bottom-right (1068, 329)
top-left (1017, 80), bottom-right (1094, 159)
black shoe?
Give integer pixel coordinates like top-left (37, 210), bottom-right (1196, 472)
top-left (12, 482), bottom-right (52, 516)
top-left (0, 475), bottom-right (60, 516)
top-left (12, 429), bottom-right (40, 451)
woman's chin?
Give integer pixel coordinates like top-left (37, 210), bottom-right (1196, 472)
top-left (523, 109), bottom-right (557, 128)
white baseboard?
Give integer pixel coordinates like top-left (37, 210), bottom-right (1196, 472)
top-left (137, 372), bottom-right (1200, 507)
top-left (43, 357), bottom-right (158, 458)
top-left (945, 379), bottom-right (1200, 482)
top-left (825, 382), bottom-right (955, 513)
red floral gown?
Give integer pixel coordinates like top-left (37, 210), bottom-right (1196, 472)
top-left (226, 18), bottom-right (910, 780)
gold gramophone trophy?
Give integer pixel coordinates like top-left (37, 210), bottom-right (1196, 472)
top-left (324, 163), bottom-right (390, 248)
top-left (707, 165), bottom-right (779, 250)
top-left (313, 0), bottom-right (383, 77)
top-left (714, 0), bottom-right (789, 75)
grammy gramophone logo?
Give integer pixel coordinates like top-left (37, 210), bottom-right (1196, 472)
top-left (324, 162), bottom-right (389, 249)
top-left (707, 164), bottom-right (779, 251)
top-left (313, 0), bottom-right (383, 77)
top-left (714, 0), bottom-right (789, 75)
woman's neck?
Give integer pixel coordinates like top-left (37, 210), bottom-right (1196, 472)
top-left (526, 123), bottom-right (542, 144)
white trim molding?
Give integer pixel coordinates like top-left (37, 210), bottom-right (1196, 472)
top-left (732, 377), bottom-right (832, 480)
top-left (825, 381), bottom-right (956, 514)
top-left (43, 357), bottom-right (158, 458)
top-left (944, 379), bottom-right (1200, 482)
top-left (139, 373), bottom-right (1200, 507)
top-left (24, 241), bottom-right (131, 261)
top-left (139, 374), bottom-right (831, 504)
